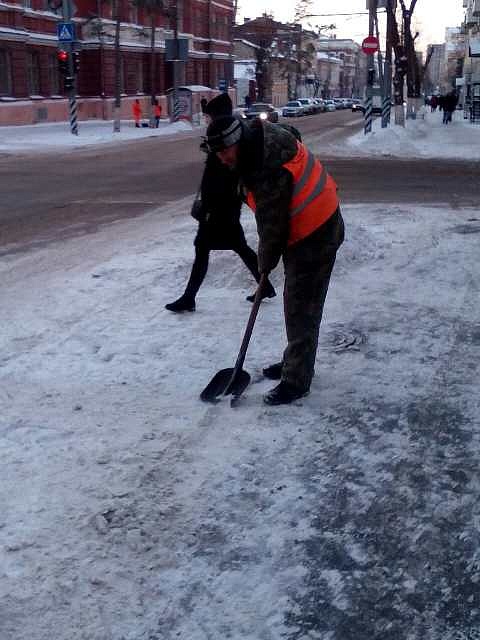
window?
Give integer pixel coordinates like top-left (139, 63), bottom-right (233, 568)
top-left (137, 59), bottom-right (144, 92)
top-left (0, 49), bottom-right (12, 95)
top-left (48, 53), bottom-right (60, 95)
top-left (129, 1), bottom-right (138, 24)
top-left (27, 51), bottom-right (41, 95)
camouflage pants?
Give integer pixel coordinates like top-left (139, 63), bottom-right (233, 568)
top-left (281, 208), bottom-right (344, 391)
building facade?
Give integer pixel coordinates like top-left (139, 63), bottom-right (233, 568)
top-left (316, 51), bottom-right (342, 98)
top-left (461, 0), bottom-right (480, 121)
top-left (0, 0), bottom-right (235, 125)
top-left (233, 14), bottom-right (315, 102)
top-left (424, 43), bottom-right (445, 95)
top-left (316, 37), bottom-right (366, 98)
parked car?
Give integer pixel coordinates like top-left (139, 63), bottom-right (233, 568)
top-left (324, 100), bottom-right (336, 112)
top-left (333, 98), bottom-right (345, 109)
top-left (282, 100), bottom-right (305, 117)
top-left (312, 98), bottom-right (326, 113)
top-left (297, 98), bottom-right (315, 114)
top-left (342, 98), bottom-right (354, 109)
top-left (244, 102), bottom-right (279, 122)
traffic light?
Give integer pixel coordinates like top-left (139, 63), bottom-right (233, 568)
top-left (72, 51), bottom-right (80, 75)
top-left (57, 49), bottom-right (68, 75)
top-left (64, 76), bottom-right (75, 91)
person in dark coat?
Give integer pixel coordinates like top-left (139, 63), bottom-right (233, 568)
top-left (443, 91), bottom-right (458, 124)
top-left (165, 94), bottom-right (276, 313)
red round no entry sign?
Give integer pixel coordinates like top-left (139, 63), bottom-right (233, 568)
top-left (362, 36), bottom-right (379, 54)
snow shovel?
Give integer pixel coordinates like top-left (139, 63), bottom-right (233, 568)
top-left (200, 274), bottom-right (268, 405)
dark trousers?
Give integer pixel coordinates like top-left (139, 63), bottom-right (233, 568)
top-left (183, 239), bottom-right (260, 301)
top-left (281, 209), bottom-right (345, 391)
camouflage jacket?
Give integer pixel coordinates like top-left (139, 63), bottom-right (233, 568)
top-left (238, 120), bottom-right (297, 273)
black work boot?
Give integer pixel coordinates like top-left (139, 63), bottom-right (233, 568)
top-left (246, 280), bottom-right (276, 303)
top-left (263, 381), bottom-right (309, 406)
top-left (262, 362), bottom-right (283, 380)
top-left (165, 295), bottom-right (195, 313)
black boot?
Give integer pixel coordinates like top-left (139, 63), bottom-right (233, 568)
top-left (262, 362), bottom-right (283, 380)
top-left (263, 381), bottom-right (309, 406)
top-left (246, 280), bottom-right (276, 303)
top-left (165, 295), bottom-right (195, 313)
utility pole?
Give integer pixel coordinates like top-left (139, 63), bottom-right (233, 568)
top-left (364, 0), bottom-right (376, 134)
top-left (61, 0), bottom-right (78, 135)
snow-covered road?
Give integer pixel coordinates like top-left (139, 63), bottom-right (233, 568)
top-left (1, 198), bottom-right (480, 639)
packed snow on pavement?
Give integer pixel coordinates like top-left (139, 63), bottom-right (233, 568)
top-left (1, 194), bottom-right (479, 639)
top-left (0, 118), bottom-right (195, 153)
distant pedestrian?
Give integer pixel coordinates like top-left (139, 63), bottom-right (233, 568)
top-left (200, 97), bottom-right (208, 113)
top-left (430, 95), bottom-right (438, 112)
top-left (443, 91), bottom-right (457, 124)
top-left (132, 99), bottom-right (142, 128)
top-left (154, 100), bottom-right (162, 128)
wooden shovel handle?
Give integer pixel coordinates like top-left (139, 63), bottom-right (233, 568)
top-left (228, 274), bottom-right (269, 386)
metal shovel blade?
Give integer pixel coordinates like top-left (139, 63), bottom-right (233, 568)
top-left (200, 368), bottom-right (251, 403)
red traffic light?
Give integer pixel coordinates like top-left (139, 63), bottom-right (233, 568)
top-left (57, 50), bottom-right (68, 62)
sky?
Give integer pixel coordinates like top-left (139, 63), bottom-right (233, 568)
top-left (237, 0), bottom-right (465, 51)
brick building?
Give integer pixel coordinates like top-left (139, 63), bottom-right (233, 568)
top-left (0, 0), bottom-right (234, 125)
top-left (233, 14), bottom-right (316, 103)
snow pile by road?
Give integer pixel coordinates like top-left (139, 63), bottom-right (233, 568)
top-left (345, 109), bottom-right (480, 160)
top-left (1, 199), bottom-right (480, 639)
top-left (0, 119), bottom-right (195, 153)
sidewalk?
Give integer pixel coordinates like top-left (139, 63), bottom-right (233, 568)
top-left (0, 118), bottom-right (198, 154)
top-left (342, 109), bottom-right (480, 160)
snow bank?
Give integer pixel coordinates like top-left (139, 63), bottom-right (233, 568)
top-left (342, 109), bottom-right (480, 160)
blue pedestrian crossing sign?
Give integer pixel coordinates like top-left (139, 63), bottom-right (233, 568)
top-left (57, 22), bottom-right (75, 42)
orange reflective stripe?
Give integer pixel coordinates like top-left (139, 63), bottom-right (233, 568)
top-left (289, 175), bottom-right (338, 245)
top-left (290, 165), bottom-right (328, 218)
top-left (245, 141), bottom-right (339, 245)
top-left (246, 191), bottom-right (256, 212)
top-left (292, 148), bottom-right (316, 198)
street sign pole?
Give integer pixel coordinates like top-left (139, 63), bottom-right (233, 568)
top-left (171, 2), bottom-right (180, 123)
top-left (383, 0), bottom-right (394, 127)
top-left (364, 1), bottom-right (377, 135)
top-left (61, 0), bottom-right (78, 135)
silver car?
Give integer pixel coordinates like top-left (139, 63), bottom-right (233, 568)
top-left (297, 98), bottom-right (315, 114)
top-left (324, 100), bottom-right (336, 112)
top-left (282, 100), bottom-right (305, 117)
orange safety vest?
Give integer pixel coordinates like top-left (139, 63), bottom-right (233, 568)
top-left (246, 141), bottom-right (339, 245)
